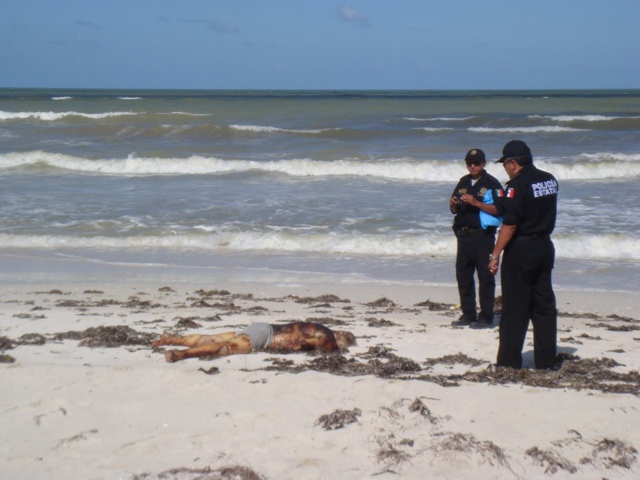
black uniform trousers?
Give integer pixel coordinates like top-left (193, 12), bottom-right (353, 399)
top-left (498, 236), bottom-right (557, 369)
top-left (455, 230), bottom-right (496, 321)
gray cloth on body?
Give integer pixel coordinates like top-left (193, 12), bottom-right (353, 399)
top-left (240, 322), bottom-right (273, 350)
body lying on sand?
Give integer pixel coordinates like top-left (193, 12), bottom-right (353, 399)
top-left (152, 321), bottom-right (357, 363)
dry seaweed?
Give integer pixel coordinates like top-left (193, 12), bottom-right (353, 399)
top-left (526, 446), bottom-right (577, 474)
top-left (263, 349), bottom-right (639, 396)
top-left (428, 354), bottom-right (640, 396)
top-left (366, 317), bottom-right (399, 327)
top-left (422, 353), bottom-right (484, 368)
top-left (303, 316), bottom-right (351, 327)
top-left (0, 336), bottom-right (14, 350)
top-left (198, 366), bottom-right (220, 375)
top-left (374, 433), bottom-right (413, 472)
top-left (430, 432), bottom-right (511, 469)
top-left (408, 398), bottom-right (439, 425)
top-left (17, 333), bottom-right (46, 345)
top-left (365, 297), bottom-right (396, 308)
top-left (287, 294), bottom-right (350, 304)
top-left (264, 346), bottom-right (421, 378)
top-left (587, 438), bottom-right (638, 469)
top-left (0, 354), bottom-right (16, 363)
top-left (316, 408), bottom-right (361, 430)
top-left (13, 313), bottom-right (46, 319)
top-left (414, 299), bottom-right (454, 310)
top-left (175, 318), bottom-right (202, 329)
top-left (53, 326), bottom-right (155, 348)
top-left (194, 289), bottom-right (230, 296)
top-left (131, 465), bottom-right (265, 480)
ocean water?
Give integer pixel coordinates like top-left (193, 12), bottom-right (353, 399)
top-left (1, 88), bottom-right (639, 291)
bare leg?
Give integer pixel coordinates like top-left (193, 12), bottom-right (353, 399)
top-left (164, 334), bottom-right (252, 363)
top-left (151, 331), bottom-right (237, 348)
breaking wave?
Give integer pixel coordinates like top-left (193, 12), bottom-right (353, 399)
top-left (0, 232), bottom-right (637, 261)
top-left (1, 151), bottom-right (638, 181)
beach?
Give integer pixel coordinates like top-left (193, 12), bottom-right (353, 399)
top-left (1, 258), bottom-right (639, 480)
top-left (2, 88), bottom-right (640, 478)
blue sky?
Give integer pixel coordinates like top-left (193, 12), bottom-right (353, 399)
top-left (1, 0), bottom-right (638, 90)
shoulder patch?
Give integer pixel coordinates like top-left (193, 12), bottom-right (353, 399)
top-left (506, 188), bottom-right (515, 198)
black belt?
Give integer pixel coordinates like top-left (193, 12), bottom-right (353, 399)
top-left (517, 234), bottom-right (550, 240)
top-left (455, 226), bottom-right (494, 237)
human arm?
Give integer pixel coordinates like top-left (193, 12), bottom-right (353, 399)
top-left (459, 193), bottom-right (499, 215)
top-left (488, 224), bottom-right (517, 275)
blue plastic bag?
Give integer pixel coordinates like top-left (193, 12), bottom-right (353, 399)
top-left (480, 189), bottom-right (503, 229)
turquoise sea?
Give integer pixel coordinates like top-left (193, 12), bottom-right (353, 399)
top-left (1, 89), bottom-right (639, 291)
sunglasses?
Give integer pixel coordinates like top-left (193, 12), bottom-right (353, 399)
top-left (465, 160), bottom-right (482, 167)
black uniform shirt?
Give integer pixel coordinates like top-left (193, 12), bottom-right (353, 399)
top-left (452, 171), bottom-right (504, 229)
top-left (502, 164), bottom-right (558, 236)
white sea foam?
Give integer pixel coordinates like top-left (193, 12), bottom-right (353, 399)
top-left (0, 110), bottom-right (139, 121)
top-left (229, 124), bottom-right (337, 134)
top-left (534, 159), bottom-right (640, 180)
top-left (403, 117), bottom-right (473, 122)
top-left (554, 234), bottom-right (640, 260)
top-left (414, 127), bottom-right (455, 132)
top-left (1, 151), bottom-right (637, 181)
top-left (117, 97), bottom-right (142, 100)
top-left (530, 114), bottom-right (640, 122)
top-left (0, 231), bottom-right (636, 261)
top-left (469, 126), bottom-right (588, 133)
top-left (52, 96), bottom-right (73, 101)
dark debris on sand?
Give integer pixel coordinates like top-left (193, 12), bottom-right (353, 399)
top-left (417, 353), bottom-right (640, 396)
top-left (131, 465), bottom-right (265, 480)
top-left (0, 336), bottom-right (14, 350)
top-left (316, 408), bottom-right (362, 430)
top-left (263, 349), bottom-right (640, 396)
top-left (287, 294), bottom-right (351, 304)
top-left (53, 326), bottom-right (156, 348)
top-left (414, 299), bottom-right (455, 311)
top-left (527, 436), bottom-right (638, 473)
top-left (264, 345), bottom-right (421, 378)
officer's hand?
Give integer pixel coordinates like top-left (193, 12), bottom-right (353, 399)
top-left (460, 194), bottom-right (476, 206)
top-left (489, 259), bottom-right (499, 275)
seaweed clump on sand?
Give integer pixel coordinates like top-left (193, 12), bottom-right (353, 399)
top-left (0, 353), bottom-right (15, 363)
top-left (526, 436), bottom-right (638, 473)
top-left (264, 345), bottom-right (422, 379)
top-left (420, 353), bottom-right (640, 396)
top-left (287, 294), bottom-right (350, 305)
top-left (131, 465), bottom-right (265, 480)
top-left (316, 408), bottom-right (362, 430)
top-left (414, 299), bottom-right (455, 311)
top-left (0, 336), bottom-right (14, 351)
top-left (53, 325), bottom-right (155, 348)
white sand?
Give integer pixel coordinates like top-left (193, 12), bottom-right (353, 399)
top-left (1, 279), bottom-right (639, 480)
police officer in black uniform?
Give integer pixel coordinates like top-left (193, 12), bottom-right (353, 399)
top-left (450, 149), bottom-right (504, 328)
top-left (489, 140), bottom-right (558, 369)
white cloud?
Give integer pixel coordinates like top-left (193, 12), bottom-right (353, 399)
top-left (337, 5), bottom-right (370, 27)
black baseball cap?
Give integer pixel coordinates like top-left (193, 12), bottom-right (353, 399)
top-left (465, 148), bottom-right (486, 163)
top-left (496, 140), bottom-right (532, 164)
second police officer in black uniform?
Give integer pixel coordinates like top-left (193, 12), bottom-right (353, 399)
top-left (489, 140), bottom-right (559, 369)
top-left (450, 149), bottom-right (504, 329)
